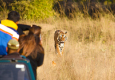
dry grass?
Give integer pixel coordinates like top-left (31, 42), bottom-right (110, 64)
top-left (0, 1), bottom-right (115, 80)
top-left (34, 15), bottom-right (115, 80)
top-left (2, 13), bottom-right (115, 80)
top-left (37, 38), bottom-right (115, 80)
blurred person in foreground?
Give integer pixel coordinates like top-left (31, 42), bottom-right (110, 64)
top-left (0, 11), bottom-right (32, 56)
top-left (18, 25), bottom-right (44, 80)
top-left (0, 11), bottom-right (20, 56)
top-left (0, 11), bottom-right (31, 36)
top-left (2, 39), bottom-right (30, 80)
top-left (1, 11), bottom-right (20, 33)
top-left (2, 39), bottom-right (22, 59)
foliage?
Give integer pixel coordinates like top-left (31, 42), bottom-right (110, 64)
top-left (0, 0), bottom-right (9, 19)
top-left (0, 0), bottom-right (115, 20)
top-left (10, 0), bottom-right (54, 20)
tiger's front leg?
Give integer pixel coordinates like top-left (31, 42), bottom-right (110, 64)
top-left (56, 44), bottom-right (62, 56)
top-left (61, 46), bottom-right (65, 55)
top-left (59, 42), bottom-right (65, 55)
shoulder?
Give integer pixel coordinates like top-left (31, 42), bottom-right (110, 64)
top-left (1, 20), bottom-right (18, 30)
top-left (0, 24), bottom-right (19, 40)
top-left (2, 53), bottom-right (22, 59)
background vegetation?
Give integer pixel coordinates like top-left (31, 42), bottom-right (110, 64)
top-left (0, 0), bottom-right (115, 80)
top-left (0, 0), bottom-right (55, 20)
top-left (1, 0), bottom-right (115, 20)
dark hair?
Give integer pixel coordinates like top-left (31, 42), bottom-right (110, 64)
top-left (19, 25), bottom-right (44, 59)
top-left (7, 11), bottom-right (20, 22)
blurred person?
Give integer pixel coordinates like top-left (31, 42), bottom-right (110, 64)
top-left (0, 11), bottom-right (20, 56)
top-left (18, 25), bottom-right (44, 80)
top-left (2, 39), bottom-right (22, 59)
top-left (1, 11), bottom-right (20, 33)
top-left (2, 39), bottom-right (31, 80)
top-left (0, 11), bottom-right (31, 56)
top-left (0, 11), bottom-right (31, 36)
top-left (0, 24), bottom-right (19, 56)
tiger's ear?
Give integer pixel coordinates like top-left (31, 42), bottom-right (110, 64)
top-left (65, 32), bottom-right (67, 34)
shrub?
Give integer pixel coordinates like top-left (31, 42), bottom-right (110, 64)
top-left (10, 0), bottom-right (54, 20)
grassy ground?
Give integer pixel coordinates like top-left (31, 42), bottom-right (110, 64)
top-left (28, 15), bottom-right (115, 80)
top-left (2, 12), bottom-right (115, 80)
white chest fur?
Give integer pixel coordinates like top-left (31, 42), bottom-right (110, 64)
top-left (59, 43), bottom-right (64, 48)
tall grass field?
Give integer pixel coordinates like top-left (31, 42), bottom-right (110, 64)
top-left (24, 14), bottom-right (115, 80)
top-left (1, 0), bottom-right (115, 79)
top-left (1, 13), bottom-right (115, 80)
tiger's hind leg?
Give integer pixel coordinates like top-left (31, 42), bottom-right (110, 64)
top-left (55, 43), bottom-right (58, 54)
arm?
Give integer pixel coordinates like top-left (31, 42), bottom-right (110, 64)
top-left (37, 53), bottom-right (44, 67)
top-left (17, 24), bottom-right (31, 31)
top-left (17, 27), bottom-right (24, 35)
top-left (17, 24), bottom-right (31, 35)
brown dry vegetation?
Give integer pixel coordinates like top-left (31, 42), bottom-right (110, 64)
top-left (10, 13), bottom-right (115, 80)
top-left (1, 1), bottom-right (115, 80)
top-left (21, 14), bottom-right (115, 80)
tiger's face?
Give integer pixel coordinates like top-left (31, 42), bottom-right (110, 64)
top-left (57, 31), bottom-right (67, 43)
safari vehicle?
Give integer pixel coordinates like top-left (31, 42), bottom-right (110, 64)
top-left (0, 56), bottom-right (35, 80)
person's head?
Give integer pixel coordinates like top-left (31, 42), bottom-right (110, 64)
top-left (19, 25), bottom-right (44, 58)
top-left (7, 11), bottom-right (20, 23)
top-left (7, 39), bottom-right (19, 54)
top-left (28, 25), bottom-right (41, 43)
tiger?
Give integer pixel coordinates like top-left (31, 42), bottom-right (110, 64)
top-left (54, 30), bottom-right (67, 56)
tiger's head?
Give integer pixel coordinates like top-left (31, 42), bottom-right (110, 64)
top-left (57, 31), bottom-right (67, 43)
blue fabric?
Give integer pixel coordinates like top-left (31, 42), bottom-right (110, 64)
top-left (0, 31), bottom-right (12, 55)
top-left (0, 24), bottom-right (19, 55)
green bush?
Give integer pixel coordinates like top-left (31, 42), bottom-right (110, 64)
top-left (10, 0), bottom-right (54, 20)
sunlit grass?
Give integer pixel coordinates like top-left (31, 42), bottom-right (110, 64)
top-left (0, 7), bottom-right (115, 80)
top-left (36, 14), bottom-right (115, 80)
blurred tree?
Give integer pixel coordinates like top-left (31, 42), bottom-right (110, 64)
top-left (113, 0), bottom-right (115, 3)
top-left (90, 0), bottom-right (98, 3)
